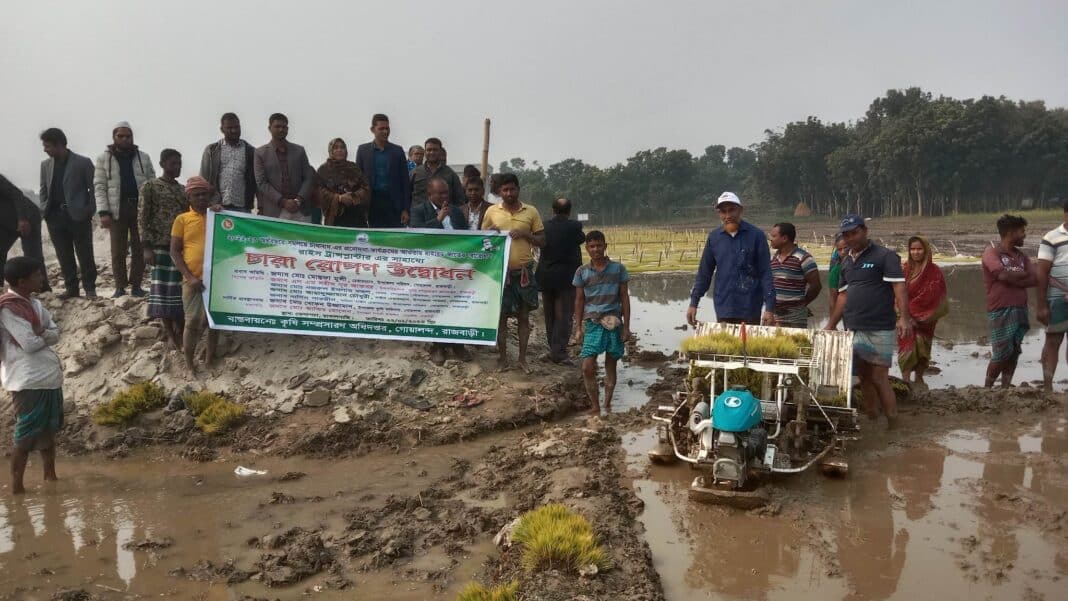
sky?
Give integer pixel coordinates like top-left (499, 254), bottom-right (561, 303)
top-left (3, 0), bottom-right (1067, 190)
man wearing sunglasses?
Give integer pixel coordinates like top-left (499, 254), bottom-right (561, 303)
top-left (686, 192), bottom-right (774, 327)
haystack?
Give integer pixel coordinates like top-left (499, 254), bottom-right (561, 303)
top-left (793, 202), bottom-right (812, 217)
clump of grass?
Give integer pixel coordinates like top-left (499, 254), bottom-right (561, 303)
top-left (456, 581), bottom-right (519, 601)
top-left (511, 504), bottom-right (610, 573)
top-left (182, 390), bottom-right (245, 434)
top-left (681, 330), bottom-right (809, 359)
top-left (93, 382), bottom-right (167, 426)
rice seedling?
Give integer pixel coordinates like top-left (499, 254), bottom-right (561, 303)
top-left (680, 331), bottom-right (810, 359)
top-left (93, 381), bottom-right (167, 426)
top-left (511, 504), bottom-right (611, 574)
top-left (181, 390), bottom-right (245, 434)
top-left (455, 581), bottom-right (519, 601)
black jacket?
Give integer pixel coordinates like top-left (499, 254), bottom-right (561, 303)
top-left (0, 173), bottom-right (41, 234)
top-left (536, 215), bottom-right (585, 290)
top-left (409, 200), bottom-right (469, 230)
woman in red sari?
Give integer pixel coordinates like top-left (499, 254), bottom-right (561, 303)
top-left (898, 236), bottom-right (948, 389)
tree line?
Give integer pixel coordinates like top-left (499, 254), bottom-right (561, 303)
top-left (499, 87), bottom-right (1068, 222)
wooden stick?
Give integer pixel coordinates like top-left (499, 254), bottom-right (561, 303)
top-left (481, 119), bottom-right (491, 180)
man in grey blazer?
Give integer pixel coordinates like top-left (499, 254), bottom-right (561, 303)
top-left (39, 128), bottom-right (97, 298)
top-left (0, 173), bottom-right (49, 293)
top-left (254, 113), bottom-right (315, 221)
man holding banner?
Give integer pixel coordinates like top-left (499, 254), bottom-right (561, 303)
top-left (171, 176), bottom-right (220, 373)
top-left (410, 177), bottom-right (473, 365)
top-left (482, 173), bottom-right (545, 372)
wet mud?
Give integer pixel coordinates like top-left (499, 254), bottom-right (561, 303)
top-left (4, 266), bottom-right (1068, 600)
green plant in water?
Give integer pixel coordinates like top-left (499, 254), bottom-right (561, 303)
top-left (93, 381), bottom-right (167, 426)
top-left (512, 503), bottom-right (611, 573)
top-left (456, 581), bottom-right (519, 601)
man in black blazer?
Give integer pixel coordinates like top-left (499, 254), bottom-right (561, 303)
top-left (0, 173), bottom-right (49, 293)
top-left (410, 178), bottom-right (472, 366)
top-left (408, 177), bottom-right (468, 230)
top-left (536, 197), bottom-right (585, 364)
top-left (355, 114), bottom-right (411, 228)
top-left (39, 127), bottom-right (97, 298)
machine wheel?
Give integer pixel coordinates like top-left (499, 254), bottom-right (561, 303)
top-left (647, 443), bottom-right (678, 464)
top-left (819, 456), bottom-right (849, 477)
top-left (688, 476), bottom-right (769, 509)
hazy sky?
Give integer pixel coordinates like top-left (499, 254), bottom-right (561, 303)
top-left (3, 0), bottom-right (1067, 190)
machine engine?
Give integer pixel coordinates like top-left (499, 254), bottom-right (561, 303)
top-left (692, 387), bottom-right (769, 489)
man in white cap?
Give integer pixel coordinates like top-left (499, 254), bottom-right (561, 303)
top-left (94, 121), bottom-right (154, 297)
top-left (686, 191), bottom-right (774, 326)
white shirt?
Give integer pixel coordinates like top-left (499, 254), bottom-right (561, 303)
top-left (0, 296), bottom-right (63, 391)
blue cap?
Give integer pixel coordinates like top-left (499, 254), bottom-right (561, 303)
top-left (839, 214), bottom-right (865, 233)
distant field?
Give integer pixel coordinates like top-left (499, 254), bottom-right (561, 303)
top-left (584, 226), bottom-right (976, 274)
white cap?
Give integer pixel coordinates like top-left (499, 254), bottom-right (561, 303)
top-left (717, 191), bottom-right (741, 206)
top-left (113, 121), bottom-right (132, 133)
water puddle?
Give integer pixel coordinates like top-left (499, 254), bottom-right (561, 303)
top-left (0, 432), bottom-right (518, 599)
top-left (624, 419), bottom-right (1068, 600)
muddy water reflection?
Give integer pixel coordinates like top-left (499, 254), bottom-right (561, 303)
top-left (629, 267), bottom-right (1052, 388)
top-left (0, 436), bottom-right (507, 600)
top-left (627, 417), bottom-right (1068, 600)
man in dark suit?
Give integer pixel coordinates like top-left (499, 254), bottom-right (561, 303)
top-left (355, 114), bottom-right (411, 228)
top-left (409, 177), bottom-right (468, 230)
top-left (253, 113), bottom-right (315, 221)
top-left (39, 127), bottom-right (96, 298)
top-left (536, 197), bottom-right (585, 364)
top-left (0, 174), bottom-right (49, 294)
top-left (410, 177), bottom-right (472, 366)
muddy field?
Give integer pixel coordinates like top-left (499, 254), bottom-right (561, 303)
top-left (1, 226), bottom-right (1068, 600)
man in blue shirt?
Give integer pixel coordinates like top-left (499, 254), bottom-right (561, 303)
top-left (355, 114), bottom-right (411, 228)
top-left (686, 192), bottom-right (774, 326)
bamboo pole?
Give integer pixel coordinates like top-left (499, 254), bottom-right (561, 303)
top-left (481, 119), bottom-right (491, 180)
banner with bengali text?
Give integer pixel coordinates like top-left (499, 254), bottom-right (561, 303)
top-left (203, 211), bottom-right (510, 345)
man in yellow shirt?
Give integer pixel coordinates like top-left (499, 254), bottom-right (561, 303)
top-left (170, 176), bottom-right (220, 373)
top-left (482, 173), bottom-right (545, 372)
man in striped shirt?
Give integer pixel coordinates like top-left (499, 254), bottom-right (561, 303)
top-left (573, 230), bottom-right (631, 415)
top-left (1036, 201), bottom-right (1068, 391)
top-left (769, 222), bottom-right (821, 328)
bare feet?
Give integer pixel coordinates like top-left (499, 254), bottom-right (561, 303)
top-left (517, 360), bottom-right (531, 375)
top-left (11, 484), bottom-right (25, 495)
top-left (496, 356), bottom-right (511, 372)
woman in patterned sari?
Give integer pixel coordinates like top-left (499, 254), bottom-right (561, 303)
top-left (897, 236), bottom-right (948, 389)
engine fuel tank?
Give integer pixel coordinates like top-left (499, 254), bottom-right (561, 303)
top-left (711, 387), bottom-right (763, 433)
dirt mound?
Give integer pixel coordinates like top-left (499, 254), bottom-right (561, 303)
top-left (916, 385), bottom-right (1064, 414)
top-left (464, 423), bottom-right (664, 600)
top-left (252, 527), bottom-right (335, 587)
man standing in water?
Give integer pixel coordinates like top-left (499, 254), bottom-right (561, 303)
top-left (482, 173), bottom-right (544, 372)
top-left (769, 222), bottom-right (821, 328)
top-left (574, 230), bottom-right (630, 414)
top-left (537, 197), bottom-right (585, 364)
top-left (1036, 201), bottom-right (1068, 391)
top-left (826, 215), bottom-right (912, 430)
top-left (687, 192), bottom-right (774, 326)
top-left (982, 214), bottom-right (1036, 388)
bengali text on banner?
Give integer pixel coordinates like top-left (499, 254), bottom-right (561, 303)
top-left (202, 211), bottom-right (510, 345)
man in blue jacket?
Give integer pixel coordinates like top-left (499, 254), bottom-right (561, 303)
top-left (355, 114), bottom-right (411, 228)
top-left (686, 192), bottom-right (774, 326)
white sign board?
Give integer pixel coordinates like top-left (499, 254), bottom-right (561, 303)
top-left (577, 213), bottom-right (589, 222)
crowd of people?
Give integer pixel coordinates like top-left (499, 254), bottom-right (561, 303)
top-left (687, 193), bottom-right (1068, 431)
top-left (2, 112), bottom-right (1067, 492)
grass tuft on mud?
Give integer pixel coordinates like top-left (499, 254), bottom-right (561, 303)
top-left (93, 382), bottom-right (167, 426)
top-left (183, 390), bottom-right (245, 434)
top-left (512, 503), bottom-right (610, 573)
top-left (456, 581), bottom-right (519, 601)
